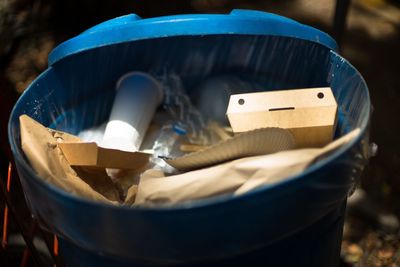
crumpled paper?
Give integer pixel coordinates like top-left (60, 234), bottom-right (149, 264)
top-left (135, 129), bottom-right (360, 206)
top-left (20, 114), bottom-right (360, 207)
top-left (20, 115), bottom-right (121, 204)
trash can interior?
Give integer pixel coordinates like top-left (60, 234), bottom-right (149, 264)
top-left (8, 30), bottom-right (371, 266)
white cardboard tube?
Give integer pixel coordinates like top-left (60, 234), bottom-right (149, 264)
top-left (102, 72), bottom-right (163, 152)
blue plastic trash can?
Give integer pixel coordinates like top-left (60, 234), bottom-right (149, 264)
top-left (8, 10), bottom-right (371, 267)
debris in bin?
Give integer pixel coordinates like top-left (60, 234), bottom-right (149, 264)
top-left (19, 115), bottom-right (121, 204)
top-left (20, 115), bottom-right (153, 204)
top-left (19, 71), bottom-right (354, 207)
top-left (150, 122), bottom-right (189, 174)
top-left (19, 107), bottom-right (359, 206)
top-left (207, 121), bottom-right (233, 141)
top-left (101, 72), bottom-right (163, 152)
top-left (164, 127), bottom-right (295, 171)
top-left (159, 74), bottom-right (212, 146)
top-left (135, 128), bottom-right (360, 206)
top-left (101, 72), bottom-right (163, 179)
top-left (226, 87), bottom-right (338, 147)
top-left (148, 73), bottom-right (218, 173)
top-left (179, 143), bottom-right (210, 153)
top-left (235, 128), bottom-right (358, 195)
top-left (78, 122), bottom-right (106, 144)
top-left (57, 142), bottom-right (151, 170)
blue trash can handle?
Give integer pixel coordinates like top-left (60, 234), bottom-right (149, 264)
top-left (49, 10), bottom-right (337, 65)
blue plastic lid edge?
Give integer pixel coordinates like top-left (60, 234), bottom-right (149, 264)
top-left (49, 10), bottom-right (338, 65)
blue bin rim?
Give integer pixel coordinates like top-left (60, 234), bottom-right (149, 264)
top-left (8, 49), bottom-right (371, 212)
top-left (48, 9), bottom-right (338, 66)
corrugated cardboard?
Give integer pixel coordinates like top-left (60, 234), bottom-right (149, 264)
top-left (226, 87), bottom-right (338, 147)
top-left (58, 142), bottom-right (151, 169)
top-left (19, 115), bottom-right (121, 204)
top-left (165, 127), bottom-right (295, 171)
top-left (20, 115), bottom-right (360, 207)
top-left (135, 128), bottom-right (360, 206)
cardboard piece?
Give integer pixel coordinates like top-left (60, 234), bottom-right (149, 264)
top-left (135, 129), bottom-right (360, 206)
top-left (234, 127), bottom-right (360, 195)
top-left (226, 87), bottom-right (338, 148)
top-left (20, 114), bottom-right (360, 207)
top-left (58, 142), bottom-right (151, 169)
top-left (165, 127), bottom-right (295, 171)
top-left (19, 115), bottom-right (121, 204)
top-left (19, 115), bottom-right (150, 205)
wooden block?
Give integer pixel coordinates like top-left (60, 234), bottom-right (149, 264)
top-left (226, 87), bottom-right (338, 147)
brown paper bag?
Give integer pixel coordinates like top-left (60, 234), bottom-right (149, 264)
top-left (134, 166), bottom-right (248, 205)
top-left (135, 129), bottom-right (360, 206)
top-left (20, 115), bottom-right (121, 204)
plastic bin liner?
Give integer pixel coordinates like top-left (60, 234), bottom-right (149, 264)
top-left (8, 10), bottom-right (371, 267)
